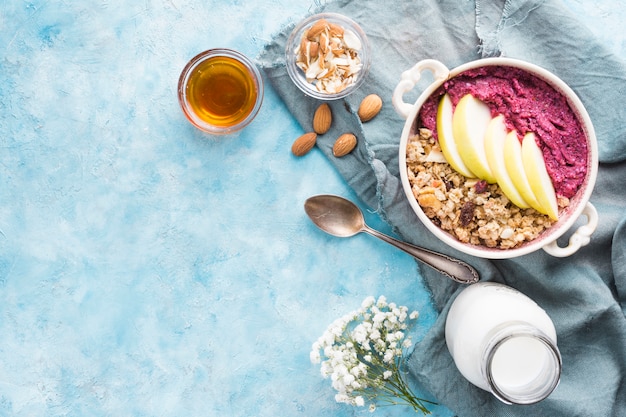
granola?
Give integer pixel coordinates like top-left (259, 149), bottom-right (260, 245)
top-left (406, 129), bottom-right (569, 249)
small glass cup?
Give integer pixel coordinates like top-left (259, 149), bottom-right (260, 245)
top-left (285, 13), bottom-right (371, 100)
top-left (178, 49), bottom-right (264, 135)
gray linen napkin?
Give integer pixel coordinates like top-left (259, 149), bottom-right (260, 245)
top-left (259, 0), bottom-right (626, 415)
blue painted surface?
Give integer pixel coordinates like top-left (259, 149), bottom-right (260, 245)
top-left (0, 0), bottom-right (623, 416)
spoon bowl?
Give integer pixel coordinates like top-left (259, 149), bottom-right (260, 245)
top-left (304, 194), bottom-right (480, 284)
top-left (304, 193), bottom-right (366, 237)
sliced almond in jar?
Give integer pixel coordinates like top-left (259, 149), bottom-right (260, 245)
top-left (342, 29), bottom-right (362, 50)
top-left (320, 65), bottom-right (336, 79)
top-left (318, 52), bottom-right (326, 70)
top-left (299, 36), bottom-right (308, 61)
top-left (306, 19), bottom-right (329, 40)
top-left (328, 22), bottom-right (344, 37)
top-left (331, 46), bottom-right (344, 57)
top-left (332, 133), bottom-right (357, 157)
top-left (319, 33), bottom-right (329, 54)
top-left (305, 59), bottom-right (323, 80)
top-left (308, 42), bottom-right (319, 61)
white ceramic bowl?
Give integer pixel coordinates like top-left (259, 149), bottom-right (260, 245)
top-left (285, 13), bottom-right (371, 100)
top-left (393, 58), bottom-right (598, 259)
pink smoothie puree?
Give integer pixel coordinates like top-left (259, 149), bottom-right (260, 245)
top-left (418, 65), bottom-right (587, 199)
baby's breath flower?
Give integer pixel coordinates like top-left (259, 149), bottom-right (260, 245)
top-left (335, 393), bottom-right (350, 404)
top-left (310, 296), bottom-right (436, 414)
top-left (376, 295), bottom-right (387, 307)
top-left (361, 296), bottom-right (376, 309)
top-left (373, 312), bottom-right (386, 324)
top-left (310, 349), bottom-right (321, 364)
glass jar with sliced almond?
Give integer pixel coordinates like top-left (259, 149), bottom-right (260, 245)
top-left (285, 13), bottom-right (371, 100)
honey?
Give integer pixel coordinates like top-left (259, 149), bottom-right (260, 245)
top-left (178, 49), bottom-right (263, 134)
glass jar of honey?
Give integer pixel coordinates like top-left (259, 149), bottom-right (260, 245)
top-left (178, 49), bottom-right (264, 134)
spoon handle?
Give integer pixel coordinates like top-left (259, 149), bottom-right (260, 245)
top-left (363, 227), bottom-right (479, 284)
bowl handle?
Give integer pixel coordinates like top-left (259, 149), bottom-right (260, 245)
top-left (542, 202), bottom-right (598, 257)
top-left (392, 59), bottom-right (450, 120)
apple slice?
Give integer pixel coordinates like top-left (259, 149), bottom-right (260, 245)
top-left (484, 115), bottom-right (530, 209)
top-left (521, 132), bottom-right (559, 220)
top-left (436, 94), bottom-right (475, 178)
top-left (452, 94), bottom-right (497, 183)
top-left (503, 131), bottom-right (544, 213)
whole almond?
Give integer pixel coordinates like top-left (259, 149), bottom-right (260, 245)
top-left (333, 133), bottom-right (357, 157)
top-left (313, 103), bottom-right (332, 134)
top-left (291, 132), bottom-right (317, 157)
top-left (358, 94), bottom-right (383, 122)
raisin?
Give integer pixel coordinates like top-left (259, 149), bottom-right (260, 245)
top-left (474, 180), bottom-right (488, 194)
top-left (460, 201), bottom-right (475, 226)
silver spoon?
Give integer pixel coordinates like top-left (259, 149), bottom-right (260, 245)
top-left (304, 194), bottom-right (479, 284)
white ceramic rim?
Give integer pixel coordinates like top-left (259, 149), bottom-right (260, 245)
top-left (397, 57), bottom-right (599, 259)
top-left (285, 12), bottom-right (371, 100)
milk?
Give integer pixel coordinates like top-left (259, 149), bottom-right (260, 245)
top-left (445, 282), bottom-right (561, 404)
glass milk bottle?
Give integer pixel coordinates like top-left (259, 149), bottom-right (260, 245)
top-left (445, 282), bottom-right (562, 404)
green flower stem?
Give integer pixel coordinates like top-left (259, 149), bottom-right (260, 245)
top-left (372, 365), bottom-right (434, 414)
top-left (352, 342), bottom-right (435, 414)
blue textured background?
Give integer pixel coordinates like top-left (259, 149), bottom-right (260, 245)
top-left (0, 1), bottom-right (623, 416)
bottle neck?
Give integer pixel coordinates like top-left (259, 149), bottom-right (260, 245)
top-left (481, 322), bottom-right (562, 405)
